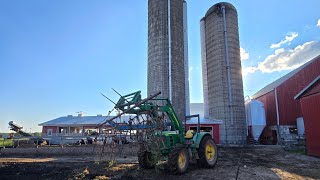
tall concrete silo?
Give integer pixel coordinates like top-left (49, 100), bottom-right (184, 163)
top-left (147, 0), bottom-right (189, 121)
top-left (201, 2), bottom-right (246, 144)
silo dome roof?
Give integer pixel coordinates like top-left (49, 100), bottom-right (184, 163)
top-left (205, 2), bottom-right (237, 17)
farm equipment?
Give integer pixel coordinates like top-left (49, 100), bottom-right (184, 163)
top-left (99, 90), bottom-right (218, 174)
top-left (8, 121), bottom-right (45, 145)
top-left (9, 121), bottom-right (33, 137)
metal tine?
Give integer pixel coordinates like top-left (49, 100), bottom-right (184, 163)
top-left (100, 93), bottom-right (117, 105)
top-left (112, 88), bottom-right (130, 104)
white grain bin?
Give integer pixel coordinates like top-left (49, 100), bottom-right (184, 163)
top-left (245, 100), bottom-right (266, 141)
top-left (296, 117), bottom-right (305, 135)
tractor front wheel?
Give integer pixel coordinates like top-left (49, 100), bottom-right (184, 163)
top-left (197, 135), bottom-right (218, 168)
top-left (138, 145), bottom-right (155, 169)
top-left (168, 147), bottom-right (189, 174)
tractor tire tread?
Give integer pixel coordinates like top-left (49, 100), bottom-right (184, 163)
top-left (197, 135), bottom-right (218, 168)
top-left (168, 147), bottom-right (189, 174)
top-left (138, 145), bottom-right (154, 169)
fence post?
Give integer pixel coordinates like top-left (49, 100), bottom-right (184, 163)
top-left (61, 137), bottom-right (63, 148)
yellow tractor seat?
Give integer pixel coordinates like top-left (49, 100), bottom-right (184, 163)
top-left (185, 130), bottom-right (194, 139)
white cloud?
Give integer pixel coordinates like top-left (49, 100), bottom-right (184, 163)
top-left (259, 41), bottom-right (320, 73)
top-left (242, 41), bottom-right (320, 75)
top-left (317, 19), bottom-right (320, 27)
top-left (242, 66), bottom-right (258, 76)
top-left (240, 47), bottom-right (249, 61)
top-left (270, 32), bottom-right (298, 49)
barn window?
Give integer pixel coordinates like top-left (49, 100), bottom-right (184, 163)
top-left (47, 129), bottom-right (53, 136)
top-left (189, 126), bottom-right (213, 136)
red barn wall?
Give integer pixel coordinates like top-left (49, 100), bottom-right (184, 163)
top-left (186, 124), bottom-right (220, 144)
top-left (256, 57), bottom-right (320, 126)
top-left (300, 93), bottom-right (320, 157)
top-left (42, 126), bottom-right (57, 134)
top-left (277, 59), bottom-right (320, 125)
top-left (301, 82), bottom-right (320, 97)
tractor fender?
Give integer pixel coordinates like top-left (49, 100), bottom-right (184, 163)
top-left (192, 132), bottom-right (212, 148)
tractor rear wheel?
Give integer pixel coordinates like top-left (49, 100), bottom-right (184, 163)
top-left (168, 147), bottom-right (189, 174)
top-left (138, 145), bottom-right (155, 169)
top-left (197, 135), bottom-right (218, 168)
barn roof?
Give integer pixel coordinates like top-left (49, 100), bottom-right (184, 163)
top-left (252, 55), bottom-right (320, 99)
top-left (185, 117), bottom-right (223, 125)
top-left (294, 75), bottom-right (320, 100)
top-left (40, 115), bottom-right (223, 127)
top-left (39, 115), bottom-right (131, 127)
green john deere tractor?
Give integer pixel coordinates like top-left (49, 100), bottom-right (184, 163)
top-left (104, 91), bottom-right (218, 174)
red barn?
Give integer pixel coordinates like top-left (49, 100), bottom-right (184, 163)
top-left (295, 76), bottom-right (320, 157)
top-left (252, 55), bottom-right (320, 145)
top-left (185, 118), bottom-right (222, 144)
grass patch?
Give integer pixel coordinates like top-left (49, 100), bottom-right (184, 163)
top-left (289, 149), bottom-right (306, 155)
top-left (0, 139), bottom-right (14, 147)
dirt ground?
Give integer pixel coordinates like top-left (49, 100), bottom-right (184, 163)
top-left (0, 146), bottom-right (319, 180)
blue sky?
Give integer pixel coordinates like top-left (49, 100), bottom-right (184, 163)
top-left (1, 0), bottom-right (320, 132)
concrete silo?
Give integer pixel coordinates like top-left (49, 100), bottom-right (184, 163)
top-left (147, 0), bottom-right (189, 121)
top-left (201, 2), bottom-right (246, 144)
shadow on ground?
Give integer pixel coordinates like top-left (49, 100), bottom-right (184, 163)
top-left (0, 146), bottom-right (319, 180)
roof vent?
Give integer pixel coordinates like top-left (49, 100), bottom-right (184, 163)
top-left (67, 115), bottom-right (73, 117)
top-left (76, 111), bottom-right (85, 117)
top-left (97, 114), bottom-right (102, 116)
